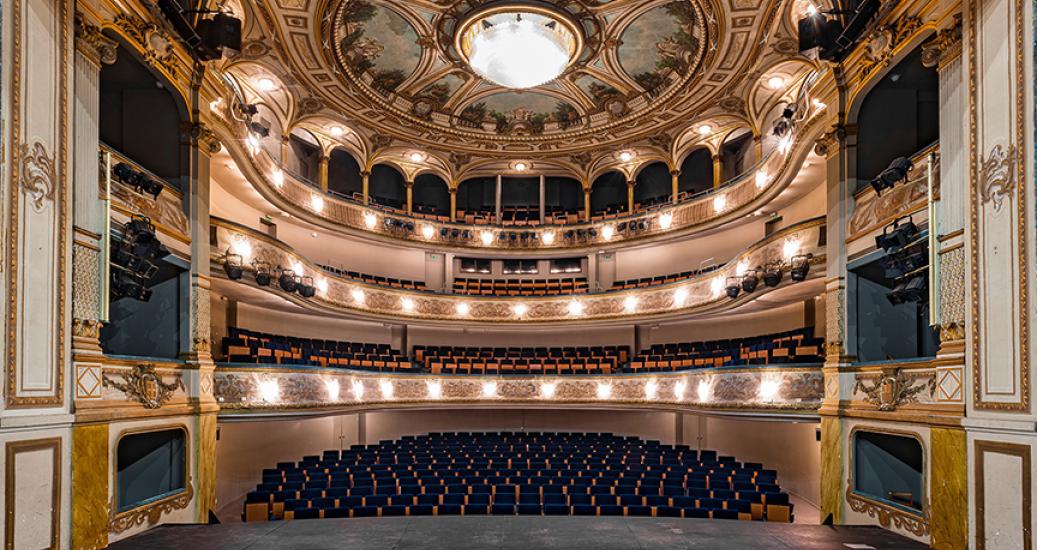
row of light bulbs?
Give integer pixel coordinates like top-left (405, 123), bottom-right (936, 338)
top-left (255, 376), bottom-right (784, 404)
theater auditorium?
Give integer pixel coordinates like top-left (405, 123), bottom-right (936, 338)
top-left (0, 0), bottom-right (1031, 548)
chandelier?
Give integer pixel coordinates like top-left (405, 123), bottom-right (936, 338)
top-left (457, 8), bottom-right (580, 89)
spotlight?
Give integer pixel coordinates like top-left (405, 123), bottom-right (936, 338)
top-left (741, 269), bottom-right (760, 292)
top-left (110, 268), bottom-right (153, 301)
top-left (223, 253), bottom-right (244, 280)
top-left (113, 163), bottom-right (164, 199)
top-left (790, 255), bottom-right (811, 281)
top-left (875, 217), bottom-right (919, 253)
top-left (237, 103), bottom-right (259, 117)
top-left (887, 275), bottom-right (928, 305)
top-left (278, 269), bottom-right (298, 292)
top-left (772, 106), bottom-right (796, 137)
top-left (763, 261), bottom-right (783, 287)
top-left (253, 261), bottom-right (272, 286)
top-left (870, 157), bottom-right (913, 195)
top-left (248, 120), bottom-right (270, 138)
top-left (298, 276), bottom-right (316, 298)
top-left (883, 250), bottom-right (927, 279)
top-left (726, 277), bottom-right (742, 298)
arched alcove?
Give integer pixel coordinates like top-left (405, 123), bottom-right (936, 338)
top-left (456, 177), bottom-right (495, 219)
top-left (327, 148), bottom-right (363, 200)
top-left (590, 171), bottom-right (628, 216)
top-left (254, 104), bottom-right (283, 164)
top-left (285, 129), bottom-right (322, 186)
top-left (545, 177), bottom-right (582, 221)
top-left (855, 46), bottom-right (938, 191)
top-left (677, 148), bottom-right (713, 197)
top-left (369, 164), bottom-right (406, 209)
top-left (413, 173), bottom-right (450, 216)
top-left (719, 129), bottom-right (755, 181)
top-left (634, 162), bottom-right (672, 209)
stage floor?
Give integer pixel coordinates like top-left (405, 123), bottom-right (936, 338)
top-left (110, 516), bottom-right (926, 549)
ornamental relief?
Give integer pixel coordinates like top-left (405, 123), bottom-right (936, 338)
top-left (20, 141), bottom-right (56, 211)
top-left (938, 246), bottom-right (966, 342)
top-left (979, 143), bottom-right (1016, 212)
top-left (102, 364), bottom-right (185, 409)
top-left (109, 482), bottom-right (193, 534)
top-left (848, 150), bottom-right (935, 240)
top-left (846, 485), bottom-right (929, 537)
top-left (851, 367), bottom-right (937, 411)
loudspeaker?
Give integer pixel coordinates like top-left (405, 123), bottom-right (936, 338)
top-left (197, 13), bottom-right (242, 60)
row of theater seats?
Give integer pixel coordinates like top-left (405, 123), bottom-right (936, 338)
top-left (243, 432), bottom-right (793, 523)
top-left (223, 328), bottom-right (415, 372)
top-left (611, 265), bottom-right (720, 290)
top-left (452, 277), bottom-right (589, 297)
top-left (414, 346), bottom-right (630, 375)
top-left (456, 207), bottom-right (584, 226)
top-left (626, 328), bottom-right (824, 372)
top-left (318, 264), bottom-right (428, 292)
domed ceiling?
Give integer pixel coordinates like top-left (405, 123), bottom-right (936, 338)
top-left (224, 0), bottom-right (810, 174)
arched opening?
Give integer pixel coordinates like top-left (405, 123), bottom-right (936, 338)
top-left (285, 129), bottom-right (322, 186)
top-left (327, 148), bottom-right (363, 200)
top-left (633, 162), bottom-right (672, 209)
top-left (253, 104), bottom-right (283, 164)
top-left (99, 39), bottom-right (189, 359)
top-left (456, 177), bottom-right (495, 222)
top-left (590, 171), bottom-right (628, 217)
top-left (369, 164), bottom-right (406, 209)
top-left (500, 176), bottom-right (539, 225)
top-left (855, 47), bottom-right (939, 191)
top-left (413, 174), bottom-right (450, 217)
top-left (677, 148), bottom-right (713, 198)
top-left (544, 177), bottom-right (582, 224)
top-left (719, 129), bottom-right (756, 181)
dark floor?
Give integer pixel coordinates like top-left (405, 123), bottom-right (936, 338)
top-left (110, 517), bottom-right (927, 550)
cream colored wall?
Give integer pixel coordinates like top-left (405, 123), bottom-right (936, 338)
top-left (234, 301), bottom-right (393, 343)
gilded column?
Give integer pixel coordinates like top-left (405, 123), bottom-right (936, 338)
top-left (318, 154), bottom-right (329, 193)
top-left (670, 169), bottom-right (680, 204)
top-left (448, 186), bottom-right (457, 221)
top-left (583, 187), bottom-right (592, 221)
top-left (626, 179), bottom-right (635, 213)
top-left (711, 153), bottom-right (722, 188)
top-left (361, 170), bottom-right (371, 204)
top-left (404, 179), bottom-right (414, 214)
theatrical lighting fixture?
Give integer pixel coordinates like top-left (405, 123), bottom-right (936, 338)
top-left (790, 255), bottom-right (811, 281)
top-left (298, 276), bottom-right (317, 298)
top-left (797, 0), bottom-right (879, 61)
top-left (875, 217), bottom-right (919, 253)
top-left (741, 269), bottom-right (760, 292)
top-left (887, 275), bottom-right (928, 305)
top-left (253, 261), bottom-right (272, 286)
top-left (725, 277), bottom-right (742, 299)
top-left (237, 103), bottom-right (259, 117)
top-left (223, 253), bottom-right (244, 280)
top-left (248, 120), bottom-right (270, 138)
top-left (113, 162), bottom-right (164, 199)
top-left (156, 0), bottom-right (242, 61)
top-left (772, 106), bottom-right (796, 137)
top-left (278, 269), bottom-right (299, 292)
top-left (870, 157), bottom-right (913, 195)
top-left (883, 250), bottom-right (927, 280)
top-left (763, 260), bottom-right (783, 287)
top-left (110, 268), bottom-right (153, 302)
top-left (124, 218), bottom-right (170, 260)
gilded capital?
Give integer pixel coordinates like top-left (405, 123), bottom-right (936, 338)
top-left (74, 14), bottom-right (118, 67)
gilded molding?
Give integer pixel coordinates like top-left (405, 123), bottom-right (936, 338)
top-left (102, 364), bottom-right (185, 409)
top-left (978, 143), bottom-right (1016, 212)
top-left (859, 16), bottom-right (924, 74)
top-left (109, 481), bottom-right (193, 534)
top-left (74, 13), bottom-right (118, 66)
top-left (938, 245), bottom-right (966, 343)
top-left (4, 438), bottom-right (63, 549)
top-left (846, 488), bottom-right (930, 537)
top-left (72, 318), bottom-right (104, 340)
top-left (112, 13), bottom-right (179, 79)
top-left (852, 367), bottom-right (937, 411)
top-left (20, 141), bottom-right (57, 211)
top-left (921, 16), bottom-right (962, 69)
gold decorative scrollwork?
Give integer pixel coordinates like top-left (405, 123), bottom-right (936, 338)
top-left (853, 367), bottom-right (936, 411)
top-left (846, 486), bottom-right (930, 537)
top-left (979, 143), bottom-right (1017, 212)
top-left (102, 364), bottom-right (184, 409)
top-left (20, 141), bottom-right (56, 211)
top-left (109, 482), bottom-right (193, 533)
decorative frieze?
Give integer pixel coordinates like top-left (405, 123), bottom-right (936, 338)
top-left (852, 367), bottom-right (937, 411)
top-left (102, 364), bottom-right (185, 409)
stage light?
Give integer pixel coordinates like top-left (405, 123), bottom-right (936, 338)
top-left (772, 107), bottom-right (796, 137)
top-left (513, 303), bottom-right (528, 317)
top-left (351, 288), bottom-right (365, 305)
top-left (542, 231), bottom-right (556, 245)
top-left (540, 382), bottom-right (557, 399)
top-left (887, 274), bottom-right (928, 305)
top-left (480, 231), bottom-right (494, 246)
top-left (352, 380), bottom-right (365, 400)
top-left (870, 157), bottom-right (913, 195)
top-left (763, 261), bottom-right (783, 287)
top-left (298, 276), bottom-right (317, 298)
top-left (456, 302), bottom-right (470, 316)
top-left (697, 124), bottom-right (713, 135)
top-left (401, 297), bottom-right (415, 312)
top-left (623, 296), bottom-right (638, 313)
top-left (223, 253), bottom-right (244, 280)
top-left (379, 379), bottom-right (394, 399)
top-left (758, 379), bottom-right (781, 401)
top-left (601, 225), bottom-right (615, 240)
top-left (363, 212), bottom-right (377, 229)
top-left (254, 261), bottom-right (272, 286)
top-left (673, 286), bottom-right (689, 307)
top-left (258, 379), bottom-right (280, 403)
top-left (325, 380), bottom-right (340, 401)
top-left (658, 212), bottom-right (673, 229)
top-left (248, 121), bottom-right (270, 138)
top-left (644, 380), bottom-right (658, 400)
top-left (427, 381), bottom-right (442, 400)
top-left (421, 225), bottom-right (435, 240)
top-left (567, 300), bottom-right (584, 316)
top-left (713, 194), bottom-right (727, 212)
top-left (875, 217), bottom-right (918, 253)
top-left (697, 380), bottom-right (711, 402)
top-left (482, 381), bottom-right (497, 398)
top-left (726, 277), bottom-right (742, 298)
top-left (278, 269), bottom-right (298, 292)
top-left (110, 268), bottom-right (153, 301)
top-left (674, 381), bottom-right (687, 400)
top-left (596, 383), bottom-right (612, 400)
top-left (113, 163), bottom-right (164, 199)
top-left (790, 255), bottom-right (811, 281)
top-left (741, 269), bottom-right (760, 292)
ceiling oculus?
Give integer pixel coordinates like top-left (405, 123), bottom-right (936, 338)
top-left (456, 6), bottom-right (581, 89)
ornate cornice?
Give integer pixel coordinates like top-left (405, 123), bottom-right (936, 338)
top-left (920, 15), bottom-right (962, 69)
top-left (75, 13), bottom-right (118, 67)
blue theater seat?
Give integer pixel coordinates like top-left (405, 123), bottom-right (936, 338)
top-left (437, 504), bottom-right (462, 515)
top-left (381, 505), bottom-right (407, 517)
top-left (572, 504), bottom-right (596, 516)
top-left (712, 509), bottom-right (739, 520)
top-left (292, 508), bottom-right (320, 520)
top-left (655, 506), bottom-right (682, 517)
top-left (324, 507), bottom-right (350, 519)
top-left (410, 504), bottom-right (434, 516)
top-left (685, 508), bottom-right (710, 519)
